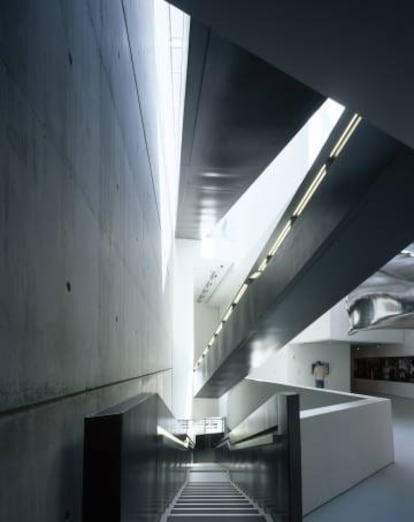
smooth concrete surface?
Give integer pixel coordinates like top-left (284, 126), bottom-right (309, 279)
top-left (304, 396), bottom-right (414, 522)
top-left (301, 396), bottom-right (393, 515)
top-left (0, 1), bottom-right (176, 520)
top-left (0, 372), bottom-right (171, 521)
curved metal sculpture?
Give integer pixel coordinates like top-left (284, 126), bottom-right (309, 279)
top-left (346, 244), bottom-right (414, 333)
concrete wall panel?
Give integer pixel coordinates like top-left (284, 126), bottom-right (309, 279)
top-left (0, 0), bottom-right (175, 519)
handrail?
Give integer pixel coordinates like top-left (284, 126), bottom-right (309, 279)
top-left (157, 425), bottom-right (192, 449)
top-left (226, 393), bottom-right (279, 445)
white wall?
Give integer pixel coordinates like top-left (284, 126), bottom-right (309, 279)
top-left (192, 398), bottom-right (221, 419)
top-left (301, 398), bottom-right (393, 514)
top-left (172, 239), bottom-right (198, 419)
top-left (250, 341), bottom-right (351, 392)
top-left (194, 303), bottom-right (219, 360)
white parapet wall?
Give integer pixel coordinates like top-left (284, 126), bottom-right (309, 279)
top-left (301, 396), bottom-right (393, 515)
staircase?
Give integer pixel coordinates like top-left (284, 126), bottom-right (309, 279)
top-left (164, 464), bottom-right (269, 521)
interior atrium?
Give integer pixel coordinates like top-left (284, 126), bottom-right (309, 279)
top-left (2, 1), bottom-right (414, 521)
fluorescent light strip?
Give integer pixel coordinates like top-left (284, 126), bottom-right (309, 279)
top-left (208, 334), bottom-right (216, 347)
top-left (258, 258), bottom-right (268, 272)
top-left (194, 113), bottom-right (362, 372)
top-left (268, 221), bottom-right (292, 257)
top-left (233, 283), bottom-right (249, 305)
top-left (293, 164), bottom-right (327, 217)
top-left (157, 425), bottom-right (189, 448)
top-left (330, 114), bottom-right (362, 158)
top-left (222, 305), bottom-right (234, 322)
top-left (332, 116), bottom-right (362, 157)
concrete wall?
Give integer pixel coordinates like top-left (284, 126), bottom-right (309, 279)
top-left (250, 341), bottom-right (351, 392)
top-left (0, 1), bottom-right (179, 520)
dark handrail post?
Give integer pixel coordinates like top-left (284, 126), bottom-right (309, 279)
top-left (278, 393), bottom-right (302, 521)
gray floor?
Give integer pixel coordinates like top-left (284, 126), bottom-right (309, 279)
top-left (304, 395), bottom-right (414, 522)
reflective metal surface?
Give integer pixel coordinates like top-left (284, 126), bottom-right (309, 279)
top-left (83, 393), bottom-right (190, 522)
top-left (177, 20), bottom-right (324, 238)
top-left (347, 244), bottom-right (414, 332)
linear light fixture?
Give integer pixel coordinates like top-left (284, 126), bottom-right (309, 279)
top-left (193, 113), bottom-right (362, 372)
top-left (268, 220), bottom-right (292, 256)
top-left (258, 258), bottom-right (268, 272)
top-left (249, 270), bottom-right (263, 280)
top-left (157, 425), bottom-right (189, 448)
top-left (215, 322), bottom-right (223, 336)
top-left (293, 164), bottom-right (327, 217)
top-left (222, 305), bottom-right (234, 322)
top-left (233, 283), bottom-right (249, 305)
top-left (329, 114), bottom-right (362, 159)
top-left (208, 334), bottom-right (215, 347)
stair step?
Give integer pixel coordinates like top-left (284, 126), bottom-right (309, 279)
top-left (168, 515), bottom-right (266, 522)
top-left (172, 508), bottom-right (259, 514)
top-left (176, 500), bottom-right (252, 507)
